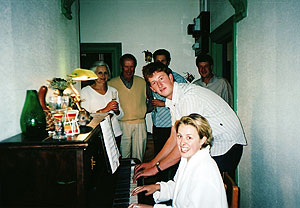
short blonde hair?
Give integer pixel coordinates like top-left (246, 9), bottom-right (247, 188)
top-left (175, 113), bottom-right (213, 148)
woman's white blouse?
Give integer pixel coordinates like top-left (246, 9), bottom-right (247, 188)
top-left (80, 85), bottom-right (123, 137)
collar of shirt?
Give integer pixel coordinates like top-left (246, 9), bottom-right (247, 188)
top-left (165, 82), bottom-right (180, 108)
top-left (169, 82), bottom-right (182, 104)
top-left (165, 82), bottom-right (182, 124)
top-left (153, 71), bottom-right (186, 101)
top-left (120, 73), bottom-right (133, 89)
top-left (174, 145), bottom-right (211, 201)
top-left (180, 145), bottom-right (211, 164)
top-left (152, 91), bottom-right (166, 101)
top-left (201, 74), bottom-right (215, 86)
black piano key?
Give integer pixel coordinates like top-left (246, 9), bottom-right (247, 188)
top-left (112, 159), bottom-right (141, 208)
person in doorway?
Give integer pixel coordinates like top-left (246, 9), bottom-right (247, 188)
top-left (193, 53), bottom-right (233, 108)
top-left (133, 62), bottom-right (247, 182)
top-left (129, 114), bottom-right (228, 208)
top-left (108, 54), bottom-right (147, 162)
top-left (80, 61), bottom-right (123, 150)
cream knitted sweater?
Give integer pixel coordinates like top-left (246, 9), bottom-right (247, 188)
top-left (108, 75), bottom-right (147, 123)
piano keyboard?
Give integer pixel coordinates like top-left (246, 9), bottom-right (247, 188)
top-left (113, 159), bottom-right (142, 208)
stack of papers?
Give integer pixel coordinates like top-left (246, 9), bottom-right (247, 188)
top-left (100, 115), bottom-right (121, 173)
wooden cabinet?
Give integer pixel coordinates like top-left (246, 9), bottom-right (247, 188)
top-left (0, 126), bottom-right (103, 207)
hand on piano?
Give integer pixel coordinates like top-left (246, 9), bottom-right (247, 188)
top-left (134, 162), bottom-right (153, 173)
top-left (132, 165), bottom-right (158, 183)
top-left (131, 184), bottom-right (160, 196)
top-left (128, 203), bottom-right (153, 208)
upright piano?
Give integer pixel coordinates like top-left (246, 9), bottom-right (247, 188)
top-left (0, 115), bottom-right (143, 207)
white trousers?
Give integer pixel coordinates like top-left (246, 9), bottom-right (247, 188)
top-left (119, 121), bottom-right (147, 162)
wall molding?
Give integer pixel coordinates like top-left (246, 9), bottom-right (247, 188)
top-left (229, 0), bottom-right (247, 22)
top-left (61, 0), bottom-right (75, 20)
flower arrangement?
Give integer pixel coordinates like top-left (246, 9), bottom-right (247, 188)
top-left (184, 72), bottom-right (195, 83)
top-left (48, 78), bottom-right (73, 96)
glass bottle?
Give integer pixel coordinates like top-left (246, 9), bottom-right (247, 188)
top-left (20, 90), bottom-right (47, 138)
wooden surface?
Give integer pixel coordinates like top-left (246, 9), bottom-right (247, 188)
top-left (223, 172), bottom-right (239, 208)
top-left (0, 117), bottom-right (108, 207)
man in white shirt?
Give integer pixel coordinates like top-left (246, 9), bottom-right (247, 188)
top-left (193, 54), bottom-right (233, 108)
top-left (133, 62), bottom-right (247, 182)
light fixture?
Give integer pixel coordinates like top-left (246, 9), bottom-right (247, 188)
top-left (68, 68), bottom-right (98, 81)
top-left (67, 68), bottom-right (97, 111)
top-left (68, 68), bottom-right (98, 132)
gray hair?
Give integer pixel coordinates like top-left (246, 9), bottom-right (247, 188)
top-left (90, 61), bottom-right (111, 80)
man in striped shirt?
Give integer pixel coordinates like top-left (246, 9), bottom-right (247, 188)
top-left (148, 49), bottom-right (186, 155)
top-left (133, 62), bottom-right (247, 181)
top-left (147, 49), bottom-right (187, 182)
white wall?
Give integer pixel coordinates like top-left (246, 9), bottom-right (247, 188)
top-left (211, 0), bottom-right (300, 207)
top-left (0, 0), bottom-right (80, 141)
top-left (80, 0), bottom-right (200, 79)
top-left (80, 0), bottom-right (200, 132)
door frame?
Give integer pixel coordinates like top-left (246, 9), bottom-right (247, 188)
top-left (80, 43), bottom-right (122, 78)
top-left (210, 16), bottom-right (237, 111)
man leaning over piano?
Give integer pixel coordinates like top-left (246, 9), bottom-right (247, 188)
top-left (133, 62), bottom-right (247, 189)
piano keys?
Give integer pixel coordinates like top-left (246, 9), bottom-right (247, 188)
top-left (113, 159), bottom-right (142, 207)
top-left (89, 116), bottom-right (146, 207)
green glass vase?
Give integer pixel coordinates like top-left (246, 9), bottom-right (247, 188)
top-left (20, 90), bottom-right (47, 138)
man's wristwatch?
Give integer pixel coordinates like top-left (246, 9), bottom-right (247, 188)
top-left (155, 162), bottom-right (162, 172)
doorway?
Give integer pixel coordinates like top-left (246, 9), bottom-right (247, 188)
top-left (80, 43), bottom-right (122, 86)
top-left (210, 16), bottom-right (236, 110)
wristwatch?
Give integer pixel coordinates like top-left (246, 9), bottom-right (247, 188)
top-left (155, 162), bottom-right (162, 172)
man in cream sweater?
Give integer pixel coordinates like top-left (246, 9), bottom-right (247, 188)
top-left (108, 54), bottom-right (147, 162)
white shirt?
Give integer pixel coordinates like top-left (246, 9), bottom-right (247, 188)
top-left (153, 146), bottom-right (228, 208)
top-left (193, 76), bottom-right (233, 108)
top-left (165, 82), bottom-right (246, 156)
top-left (80, 85), bottom-right (123, 137)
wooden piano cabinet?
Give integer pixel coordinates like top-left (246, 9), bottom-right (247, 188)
top-left (0, 126), bottom-right (102, 208)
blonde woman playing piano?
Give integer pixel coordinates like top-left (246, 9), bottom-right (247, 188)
top-left (129, 114), bottom-right (227, 208)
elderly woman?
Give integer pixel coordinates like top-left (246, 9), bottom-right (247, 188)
top-left (80, 61), bottom-right (123, 149)
top-left (129, 114), bottom-right (227, 208)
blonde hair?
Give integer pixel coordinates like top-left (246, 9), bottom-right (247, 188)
top-left (175, 113), bottom-right (213, 148)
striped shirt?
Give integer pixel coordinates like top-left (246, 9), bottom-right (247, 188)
top-left (152, 71), bottom-right (186, 127)
top-left (165, 82), bottom-right (247, 156)
top-left (193, 76), bottom-right (233, 108)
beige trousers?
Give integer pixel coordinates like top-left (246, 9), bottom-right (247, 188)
top-left (119, 121), bottom-right (147, 162)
